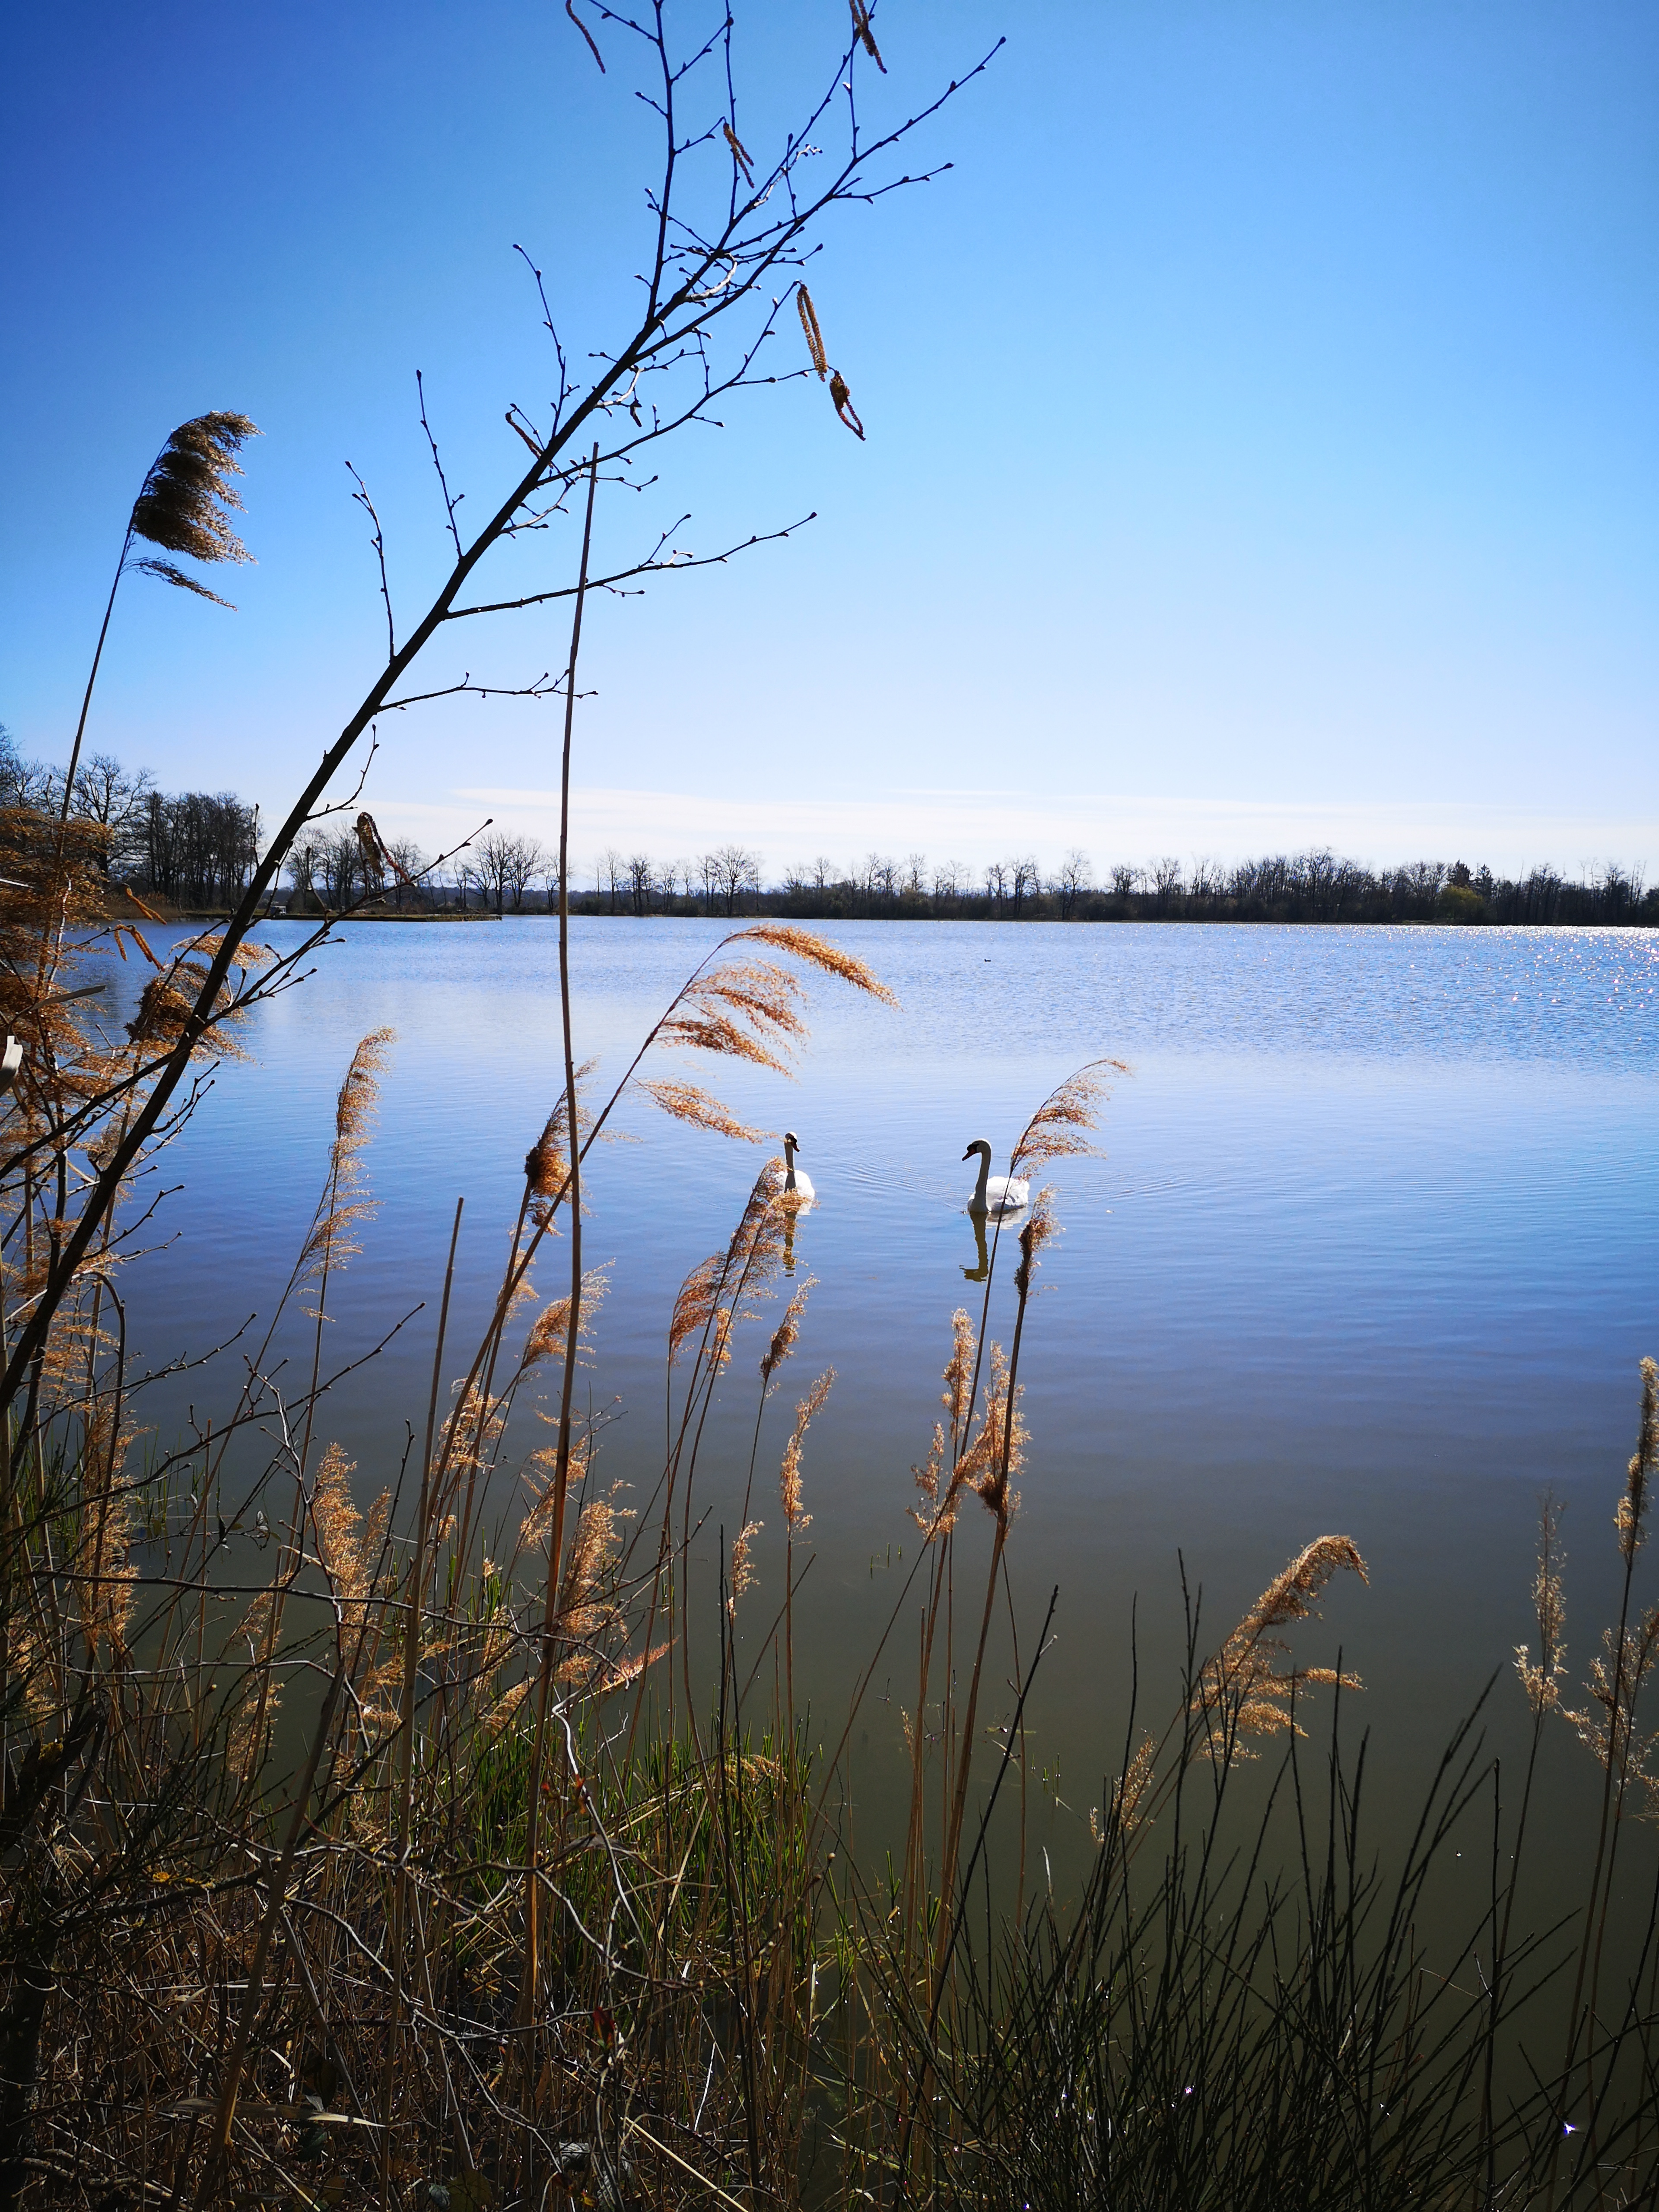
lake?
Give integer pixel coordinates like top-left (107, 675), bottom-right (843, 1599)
top-left (113, 917), bottom-right (1659, 1867)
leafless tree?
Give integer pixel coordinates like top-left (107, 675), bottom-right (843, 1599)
top-left (933, 858), bottom-right (968, 903)
top-left (1109, 862), bottom-right (1139, 899)
top-left (626, 851), bottom-right (655, 915)
top-left (0, 726), bottom-right (57, 812)
top-left (984, 858), bottom-right (1009, 916)
top-left (1151, 855), bottom-right (1184, 912)
top-left (287, 834), bottom-right (323, 911)
top-left (1057, 845), bottom-right (1097, 915)
top-left (388, 837), bottom-right (428, 909)
top-left (1055, 846), bottom-right (1093, 920)
top-left (127, 791), bottom-right (260, 909)
top-left (709, 843), bottom-right (762, 915)
top-left (319, 827), bottom-right (362, 909)
top-left (1188, 855), bottom-right (1226, 901)
top-left (71, 752), bottom-right (155, 876)
top-left (476, 830), bottom-right (518, 913)
top-left (598, 846), bottom-right (626, 914)
top-left (810, 855), bottom-right (836, 892)
top-left (1009, 855), bottom-right (1040, 918)
top-left (468, 829), bottom-right (545, 913)
top-left (505, 833), bottom-right (548, 911)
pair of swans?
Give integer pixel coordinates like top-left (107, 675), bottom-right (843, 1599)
top-left (782, 1131), bottom-right (1029, 1219)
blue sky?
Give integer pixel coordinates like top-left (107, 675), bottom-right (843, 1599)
top-left (3, 0), bottom-right (1655, 880)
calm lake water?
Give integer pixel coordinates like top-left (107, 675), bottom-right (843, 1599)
top-left (114, 918), bottom-right (1659, 1862)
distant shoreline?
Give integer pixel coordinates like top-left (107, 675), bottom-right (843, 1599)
top-left (139, 888), bottom-right (1658, 932)
top-left (557, 905), bottom-right (1657, 930)
top-left (148, 904), bottom-right (1654, 931)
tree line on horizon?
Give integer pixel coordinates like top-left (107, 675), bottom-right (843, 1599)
top-left (3, 728), bottom-right (1651, 925)
top-left (574, 841), bottom-right (1656, 927)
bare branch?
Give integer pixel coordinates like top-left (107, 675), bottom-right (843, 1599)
top-left (416, 371), bottom-right (464, 559)
top-left (446, 516), bottom-right (814, 621)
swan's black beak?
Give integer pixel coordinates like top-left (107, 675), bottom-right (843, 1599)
top-left (962, 1147), bottom-right (973, 1161)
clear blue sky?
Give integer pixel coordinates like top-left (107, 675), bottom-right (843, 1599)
top-left (3, 0), bottom-right (1655, 879)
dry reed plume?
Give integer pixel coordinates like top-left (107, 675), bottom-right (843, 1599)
top-left (1196, 1534), bottom-right (1369, 1750)
top-left (127, 413), bottom-right (259, 603)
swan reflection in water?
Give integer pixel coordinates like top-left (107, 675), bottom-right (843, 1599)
top-left (962, 1213), bottom-right (990, 1282)
top-left (782, 1202), bottom-right (810, 1276)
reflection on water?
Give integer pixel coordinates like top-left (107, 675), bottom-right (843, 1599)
top-left (961, 1214), bottom-right (990, 1282)
top-left (782, 1208), bottom-right (804, 1278)
top-left (104, 918), bottom-right (1659, 1861)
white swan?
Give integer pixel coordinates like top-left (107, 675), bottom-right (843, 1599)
top-left (963, 1139), bottom-right (1028, 1217)
top-left (783, 1130), bottom-right (815, 1202)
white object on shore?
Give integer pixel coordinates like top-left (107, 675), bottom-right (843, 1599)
top-left (963, 1139), bottom-right (1028, 1217)
top-left (783, 1131), bottom-right (815, 1202)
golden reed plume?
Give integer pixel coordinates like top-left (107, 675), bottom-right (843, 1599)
top-left (299, 1029), bottom-right (395, 1293)
top-left (1012, 1059), bottom-right (1128, 1176)
top-left (127, 411), bottom-right (259, 605)
top-left (520, 1266), bottom-right (609, 1376)
top-left (668, 1158), bottom-right (788, 1367)
top-left (1618, 1355), bottom-right (1658, 1563)
top-left (780, 1368), bottom-right (834, 1533)
top-left (636, 926), bottom-right (894, 1154)
top-left (639, 1080), bottom-right (766, 1146)
top-left (523, 1058), bottom-right (597, 1205)
top-left (728, 1519), bottom-right (763, 1611)
top-left (1516, 1494), bottom-right (1568, 1717)
top-left (761, 1278), bottom-right (814, 1390)
top-left (1091, 1732), bottom-right (1157, 1847)
top-left (1200, 1535), bottom-right (1369, 1749)
top-left (912, 1310), bottom-right (980, 1538)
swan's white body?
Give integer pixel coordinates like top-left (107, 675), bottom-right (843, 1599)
top-left (783, 1131), bottom-right (815, 1202)
top-left (963, 1139), bottom-right (1028, 1217)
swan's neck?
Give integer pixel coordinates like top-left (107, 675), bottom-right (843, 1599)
top-left (784, 1144), bottom-right (798, 1192)
top-left (972, 1148), bottom-right (991, 1208)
